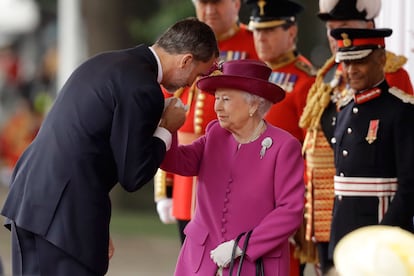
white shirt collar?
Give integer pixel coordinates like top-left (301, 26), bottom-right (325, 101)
top-left (149, 46), bottom-right (163, 84)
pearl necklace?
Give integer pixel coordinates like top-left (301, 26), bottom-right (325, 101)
top-left (237, 120), bottom-right (265, 148)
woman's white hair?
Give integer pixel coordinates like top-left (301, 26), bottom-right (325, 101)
top-left (243, 92), bottom-right (272, 118)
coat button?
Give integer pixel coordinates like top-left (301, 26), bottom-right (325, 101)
top-left (353, 107), bottom-right (359, 114)
top-left (331, 137), bottom-right (336, 144)
top-left (339, 172), bottom-right (344, 177)
top-left (347, 128), bottom-right (352, 134)
top-left (342, 150), bottom-right (348, 157)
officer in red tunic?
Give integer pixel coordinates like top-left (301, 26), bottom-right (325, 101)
top-left (329, 27), bottom-right (414, 266)
top-left (246, 0), bottom-right (316, 144)
top-left (154, 0), bottom-right (258, 244)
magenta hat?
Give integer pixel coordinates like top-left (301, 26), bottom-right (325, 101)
top-left (197, 59), bottom-right (285, 104)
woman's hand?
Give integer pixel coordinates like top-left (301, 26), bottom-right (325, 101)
top-left (210, 240), bottom-right (242, 267)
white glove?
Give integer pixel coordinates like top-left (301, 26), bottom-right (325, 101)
top-left (156, 198), bottom-right (176, 224)
top-left (164, 98), bottom-right (189, 112)
top-left (210, 240), bottom-right (243, 268)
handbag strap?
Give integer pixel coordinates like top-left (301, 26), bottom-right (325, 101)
top-left (229, 230), bottom-right (264, 276)
top-left (256, 258), bottom-right (264, 276)
top-left (236, 230), bottom-right (253, 276)
top-left (228, 232), bottom-right (246, 276)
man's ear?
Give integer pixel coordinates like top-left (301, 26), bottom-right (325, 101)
top-left (378, 49), bottom-right (387, 67)
top-left (180, 54), bottom-right (193, 68)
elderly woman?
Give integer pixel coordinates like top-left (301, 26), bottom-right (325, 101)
top-left (161, 59), bottom-right (305, 276)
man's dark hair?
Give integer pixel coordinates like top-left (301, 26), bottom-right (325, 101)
top-left (155, 17), bottom-right (219, 62)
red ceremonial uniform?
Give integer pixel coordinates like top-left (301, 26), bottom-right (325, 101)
top-left (265, 51), bottom-right (316, 143)
top-left (154, 24), bottom-right (258, 221)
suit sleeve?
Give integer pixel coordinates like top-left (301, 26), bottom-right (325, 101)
top-left (110, 69), bottom-right (166, 192)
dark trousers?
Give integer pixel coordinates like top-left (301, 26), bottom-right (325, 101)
top-left (317, 242), bottom-right (334, 275)
top-left (177, 219), bottom-right (190, 245)
top-left (11, 222), bottom-right (97, 276)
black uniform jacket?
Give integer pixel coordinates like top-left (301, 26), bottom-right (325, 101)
top-left (1, 45), bottom-right (166, 275)
top-left (330, 80), bottom-right (414, 253)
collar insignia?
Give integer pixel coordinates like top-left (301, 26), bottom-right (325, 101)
top-left (354, 88), bottom-right (381, 104)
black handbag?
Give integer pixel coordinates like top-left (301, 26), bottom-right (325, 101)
top-left (228, 230), bottom-right (264, 276)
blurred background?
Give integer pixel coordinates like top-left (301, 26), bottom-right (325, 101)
top-left (0, 0), bottom-right (412, 275)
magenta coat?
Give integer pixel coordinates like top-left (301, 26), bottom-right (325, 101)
top-left (161, 120), bottom-right (305, 276)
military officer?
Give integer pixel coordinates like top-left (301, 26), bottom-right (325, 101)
top-left (329, 27), bottom-right (414, 265)
top-left (247, 0), bottom-right (315, 144)
top-left (299, 0), bottom-right (414, 274)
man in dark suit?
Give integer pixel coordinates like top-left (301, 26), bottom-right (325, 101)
top-left (1, 17), bottom-right (219, 276)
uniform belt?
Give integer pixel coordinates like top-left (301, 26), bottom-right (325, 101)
top-left (334, 176), bottom-right (398, 223)
top-left (334, 176), bottom-right (398, 197)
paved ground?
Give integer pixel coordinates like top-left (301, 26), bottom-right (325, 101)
top-left (0, 185), bottom-right (181, 276)
top-left (0, 185), bottom-right (318, 276)
top-left (0, 229), bottom-right (180, 276)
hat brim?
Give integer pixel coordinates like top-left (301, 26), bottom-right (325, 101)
top-left (335, 49), bottom-right (373, 62)
top-left (248, 19), bottom-right (289, 30)
top-left (197, 75), bottom-right (285, 104)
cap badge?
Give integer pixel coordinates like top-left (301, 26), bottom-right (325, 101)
top-left (257, 0), bottom-right (267, 16)
top-left (341, 33), bottom-right (352, 47)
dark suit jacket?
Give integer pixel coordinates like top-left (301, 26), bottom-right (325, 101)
top-left (1, 45), bottom-right (167, 275)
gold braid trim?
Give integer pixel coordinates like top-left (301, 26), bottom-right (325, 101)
top-left (293, 57), bottom-right (338, 264)
top-left (173, 87), bottom-right (185, 98)
top-left (385, 51), bottom-right (407, 73)
top-left (154, 168), bottom-right (173, 202)
top-left (209, 70), bottom-right (223, 76)
top-left (299, 56), bottom-right (336, 131)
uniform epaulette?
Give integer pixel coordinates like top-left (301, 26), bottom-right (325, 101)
top-left (299, 56), bottom-right (335, 130)
top-left (384, 51), bottom-right (408, 73)
top-left (295, 60), bottom-right (317, 76)
top-left (389, 87), bottom-right (414, 104)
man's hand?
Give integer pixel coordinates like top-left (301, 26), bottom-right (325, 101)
top-left (108, 237), bottom-right (115, 260)
top-left (159, 98), bottom-right (187, 133)
top-left (156, 198), bottom-right (176, 224)
top-left (210, 240), bottom-right (243, 268)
